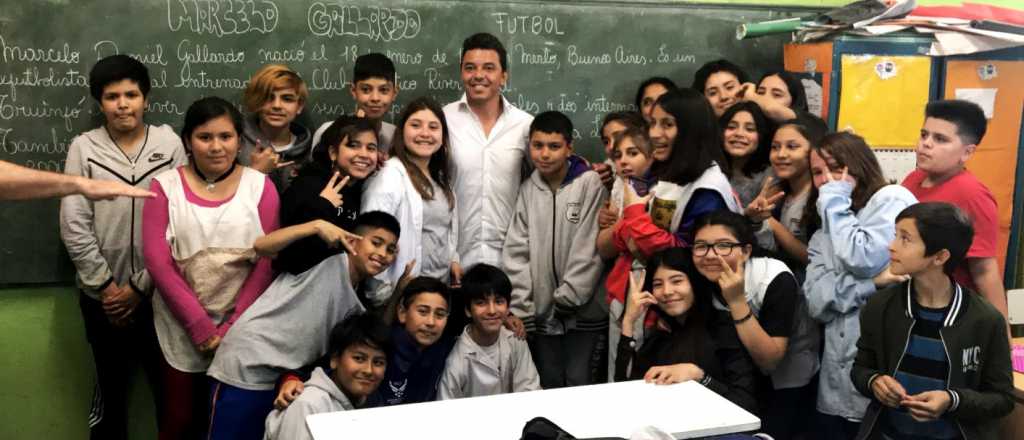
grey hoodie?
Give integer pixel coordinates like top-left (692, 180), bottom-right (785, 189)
top-left (501, 158), bottom-right (608, 335)
top-left (263, 367), bottom-right (355, 440)
top-left (239, 114), bottom-right (312, 193)
top-left (59, 124), bottom-right (186, 300)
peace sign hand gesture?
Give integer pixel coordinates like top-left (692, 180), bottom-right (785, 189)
top-left (715, 253), bottom-right (747, 306)
top-left (744, 176), bottom-right (784, 222)
top-left (622, 270), bottom-right (657, 332)
top-left (320, 172), bottom-right (349, 208)
top-left (824, 166), bottom-right (857, 187)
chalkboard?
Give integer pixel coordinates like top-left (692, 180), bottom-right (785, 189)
top-left (0, 0), bottom-right (800, 284)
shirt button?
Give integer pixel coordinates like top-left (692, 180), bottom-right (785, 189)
top-left (840, 332), bottom-right (845, 338)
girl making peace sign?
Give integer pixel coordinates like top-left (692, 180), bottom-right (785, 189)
top-left (614, 246), bottom-right (757, 415)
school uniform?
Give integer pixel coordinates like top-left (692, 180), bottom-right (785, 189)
top-left (803, 181), bottom-right (917, 431)
top-left (444, 94), bottom-right (533, 269)
top-left (312, 119), bottom-right (395, 153)
top-left (239, 114), bottom-right (312, 193)
top-left (852, 280), bottom-right (1013, 440)
top-left (502, 156), bottom-right (608, 388)
top-left (275, 164), bottom-right (364, 275)
top-left (142, 166), bottom-right (279, 439)
top-left (59, 124), bottom-right (186, 439)
top-left (206, 252), bottom-right (368, 440)
top-left (438, 326), bottom-right (541, 399)
top-left (263, 367), bottom-right (357, 440)
top-left (361, 156), bottom-right (459, 286)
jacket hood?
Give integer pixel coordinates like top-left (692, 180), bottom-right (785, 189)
top-left (306, 367), bottom-right (356, 409)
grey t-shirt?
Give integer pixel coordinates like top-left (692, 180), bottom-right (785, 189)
top-left (729, 167), bottom-right (773, 208)
top-left (207, 253), bottom-right (366, 390)
top-left (420, 180), bottom-right (453, 280)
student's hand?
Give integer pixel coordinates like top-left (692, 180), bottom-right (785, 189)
top-left (449, 262), bottom-right (463, 288)
top-left (197, 334), bottom-right (222, 353)
top-left (274, 377), bottom-right (305, 410)
top-left (355, 108), bottom-right (366, 118)
top-left (870, 374), bottom-right (908, 408)
top-left (313, 220), bottom-right (362, 255)
top-left (319, 172), bottom-right (349, 208)
top-left (902, 390), bottom-right (952, 421)
top-left (397, 259), bottom-right (417, 293)
top-left (625, 238), bottom-right (641, 259)
top-left (592, 162), bottom-right (614, 190)
top-left (622, 176), bottom-right (651, 208)
top-left (873, 264), bottom-right (910, 289)
top-left (644, 363), bottom-right (704, 385)
top-left (598, 201), bottom-right (619, 230)
top-left (377, 150), bottom-right (389, 167)
top-left (623, 270), bottom-right (656, 331)
top-left (77, 177), bottom-right (155, 200)
top-left (249, 142), bottom-right (284, 174)
top-left (735, 82), bottom-right (756, 101)
top-left (744, 177), bottom-right (784, 222)
top-left (715, 254), bottom-right (748, 308)
top-left (103, 284), bottom-right (142, 324)
top-left (824, 166), bottom-right (857, 187)
top-left (503, 315), bottom-right (527, 339)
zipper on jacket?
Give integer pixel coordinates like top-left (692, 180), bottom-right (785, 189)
top-left (865, 318), bottom-right (917, 436)
top-left (551, 189), bottom-right (559, 290)
top-left (938, 328), bottom-right (968, 439)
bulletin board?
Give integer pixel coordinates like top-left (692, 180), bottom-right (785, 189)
top-left (836, 54), bottom-right (933, 149)
top-left (944, 59), bottom-right (1024, 275)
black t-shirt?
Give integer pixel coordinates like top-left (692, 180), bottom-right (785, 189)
top-left (274, 168), bottom-right (363, 274)
top-left (757, 272), bottom-right (798, 338)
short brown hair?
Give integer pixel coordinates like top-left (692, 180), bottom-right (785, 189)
top-left (243, 64), bottom-right (308, 113)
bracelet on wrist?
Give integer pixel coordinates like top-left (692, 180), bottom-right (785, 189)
top-left (732, 309), bottom-right (754, 325)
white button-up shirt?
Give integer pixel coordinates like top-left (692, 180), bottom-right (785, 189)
top-left (443, 94), bottom-right (533, 269)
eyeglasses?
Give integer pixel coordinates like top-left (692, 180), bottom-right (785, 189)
top-left (692, 241), bottom-right (743, 257)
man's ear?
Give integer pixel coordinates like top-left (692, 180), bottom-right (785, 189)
top-left (961, 142), bottom-right (977, 164)
top-left (932, 249), bottom-right (952, 270)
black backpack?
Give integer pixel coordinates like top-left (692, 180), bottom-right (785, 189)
top-left (520, 417), bottom-right (626, 440)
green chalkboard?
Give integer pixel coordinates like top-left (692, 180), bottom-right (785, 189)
top-left (0, 0), bottom-right (799, 284)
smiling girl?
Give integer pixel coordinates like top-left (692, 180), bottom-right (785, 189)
top-left (362, 97), bottom-right (461, 293)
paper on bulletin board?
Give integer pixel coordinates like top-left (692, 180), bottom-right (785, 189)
top-left (945, 60), bottom-right (1024, 275)
top-left (837, 55), bottom-right (932, 149)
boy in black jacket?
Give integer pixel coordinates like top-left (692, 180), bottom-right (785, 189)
top-left (851, 202), bottom-right (1012, 440)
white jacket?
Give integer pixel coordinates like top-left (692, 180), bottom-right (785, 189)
top-left (263, 367), bottom-right (354, 440)
top-left (438, 326), bottom-right (541, 400)
top-left (361, 157), bottom-right (459, 285)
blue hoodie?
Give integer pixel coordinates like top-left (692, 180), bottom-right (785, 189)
top-left (367, 325), bottom-right (457, 406)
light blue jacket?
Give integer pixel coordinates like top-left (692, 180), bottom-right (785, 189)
top-left (803, 181), bottom-right (916, 421)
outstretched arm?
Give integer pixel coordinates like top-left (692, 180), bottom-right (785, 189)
top-left (1, 160), bottom-right (154, 201)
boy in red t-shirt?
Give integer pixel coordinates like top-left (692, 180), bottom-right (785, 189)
top-left (901, 99), bottom-right (1007, 321)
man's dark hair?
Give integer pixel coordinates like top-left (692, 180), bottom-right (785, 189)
top-left (328, 313), bottom-right (392, 358)
top-left (460, 264), bottom-right (512, 305)
top-left (353, 53), bottom-right (397, 84)
top-left (461, 33), bottom-right (508, 72)
top-left (355, 211), bottom-right (401, 240)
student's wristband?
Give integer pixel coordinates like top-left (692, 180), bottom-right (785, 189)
top-left (732, 309), bottom-right (754, 325)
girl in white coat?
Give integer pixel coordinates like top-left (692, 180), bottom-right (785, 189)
top-left (362, 96), bottom-right (460, 295)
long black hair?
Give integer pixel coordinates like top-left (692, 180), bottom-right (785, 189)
top-left (641, 247), bottom-right (714, 361)
top-left (651, 88), bottom-right (727, 183)
top-left (719, 101), bottom-right (773, 178)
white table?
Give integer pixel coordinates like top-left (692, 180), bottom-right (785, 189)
top-left (307, 380), bottom-right (760, 439)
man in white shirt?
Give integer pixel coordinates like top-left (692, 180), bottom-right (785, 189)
top-left (443, 33), bottom-right (534, 270)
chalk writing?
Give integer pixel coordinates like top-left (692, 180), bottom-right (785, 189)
top-left (511, 43), bottom-right (559, 69)
top-left (176, 39), bottom-right (245, 73)
top-left (259, 42), bottom-right (306, 63)
top-left (166, 0), bottom-right (279, 36)
top-left (566, 45), bottom-right (610, 66)
top-left (312, 102), bottom-right (347, 117)
top-left (0, 35), bottom-right (80, 65)
top-left (386, 50), bottom-right (423, 66)
top-left (0, 95), bottom-right (84, 133)
top-left (307, 3), bottom-right (421, 41)
top-left (0, 127), bottom-right (72, 158)
top-left (309, 66), bottom-right (348, 91)
top-left (423, 68), bottom-right (461, 91)
top-left (174, 67), bottom-right (247, 89)
top-left (0, 67), bottom-right (87, 101)
top-left (94, 41), bottom-right (168, 67)
top-left (656, 45), bottom-right (696, 64)
top-left (147, 99), bottom-right (187, 116)
top-left (584, 95), bottom-right (633, 113)
top-left (492, 13), bottom-right (564, 35)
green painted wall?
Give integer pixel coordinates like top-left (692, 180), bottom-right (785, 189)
top-left (0, 287), bottom-right (156, 439)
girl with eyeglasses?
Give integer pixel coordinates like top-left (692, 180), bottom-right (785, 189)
top-left (615, 246), bottom-right (757, 415)
top-left (690, 210), bottom-right (820, 439)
